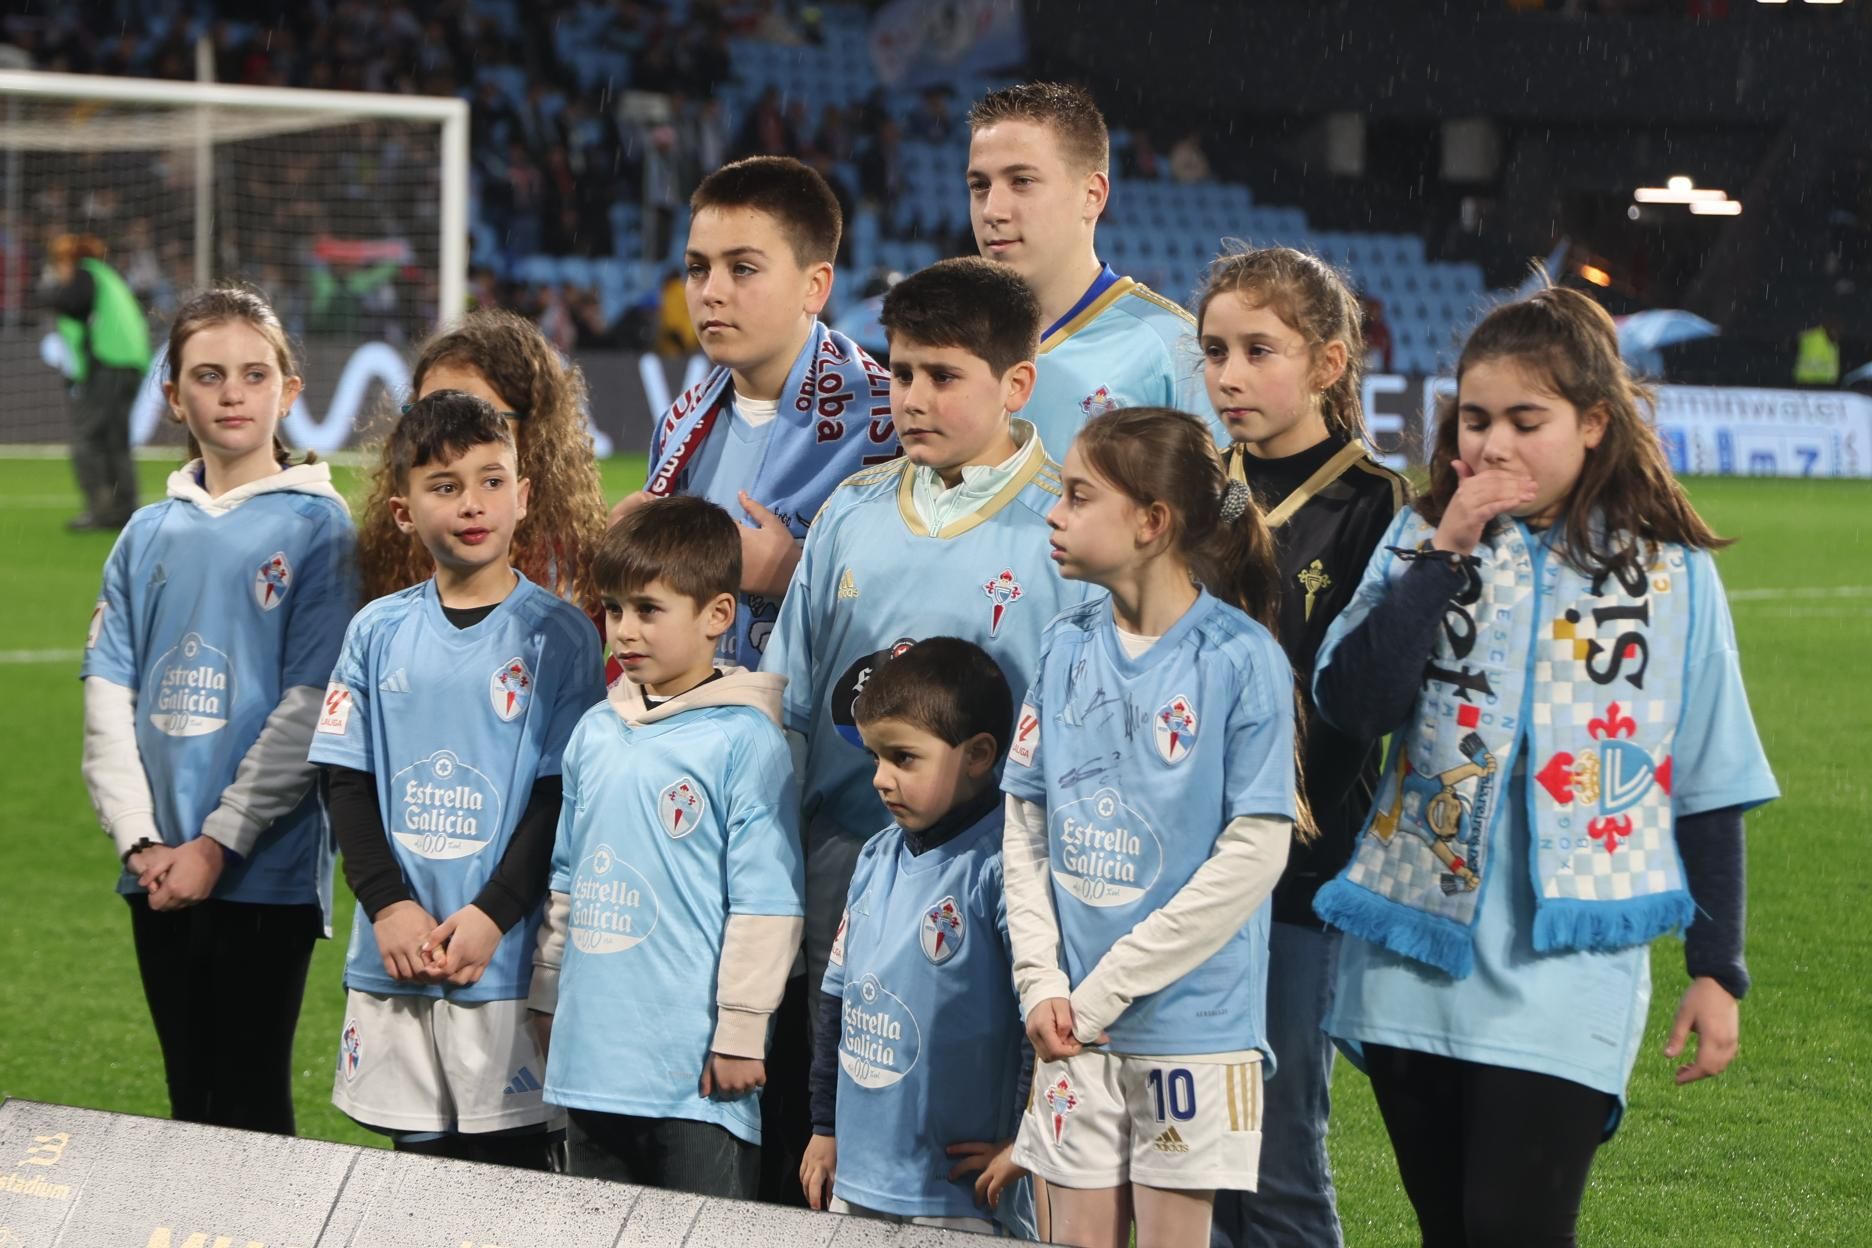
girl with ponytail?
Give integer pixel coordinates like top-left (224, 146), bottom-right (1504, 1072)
top-left (1001, 407), bottom-right (1299, 1247)
top-left (1196, 245), bottom-right (1408, 1248)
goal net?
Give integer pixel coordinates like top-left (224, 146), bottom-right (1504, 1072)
top-left (0, 70), bottom-right (466, 453)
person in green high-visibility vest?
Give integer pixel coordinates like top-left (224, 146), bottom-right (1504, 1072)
top-left (45, 234), bottom-right (152, 531)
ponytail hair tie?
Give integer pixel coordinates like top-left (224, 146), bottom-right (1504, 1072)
top-left (1219, 479), bottom-right (1252, 524)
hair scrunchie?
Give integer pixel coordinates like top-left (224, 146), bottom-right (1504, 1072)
top-left (1219, 478), bottom-right (1252, 524)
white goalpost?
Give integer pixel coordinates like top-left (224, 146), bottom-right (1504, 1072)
top-left (0, 68), bottom-right (468, 451)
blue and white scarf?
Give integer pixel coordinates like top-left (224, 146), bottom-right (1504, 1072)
top-left (648, 320), bottom-right (897, 659)
top-left (1313, 511), bottom-right (1692, 978)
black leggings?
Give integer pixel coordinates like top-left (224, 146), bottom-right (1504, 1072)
top-left (1364, 1044), bottom-right (1616, 1248)
top-left (127, 894), bottom-right (322, 1134)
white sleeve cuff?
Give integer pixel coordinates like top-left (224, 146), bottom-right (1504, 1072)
top-left (1003, 794), bottom-right (1072, 1016)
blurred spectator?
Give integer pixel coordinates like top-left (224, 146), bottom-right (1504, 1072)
top-left (1169, 131), bottom-right (1212, 184)
top-left (1794, 321), bottom-right (1841, 386)
top-left (1124, 131), bottom-right (1165, 181)
top-left (1362, 296), bottom-right (1395, 373)
top-left (736, 86), bottom-right (800, 159)
top-left (860, 119), bottom-right (908, 208)
top-left (906, 87), bottom-right (956, 144)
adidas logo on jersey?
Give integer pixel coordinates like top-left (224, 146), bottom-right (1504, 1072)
top-left (378, 668), bottom-right (412, 694)
top-left (837, 568), bottom-right (860, 600)
top-left (503, 1066), bottom-right (543, 1096)
top-left (1152, 1127), bottom-right (1190, 1153)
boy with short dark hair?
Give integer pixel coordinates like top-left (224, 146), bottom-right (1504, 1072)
top-left (798, 637), bottom-right (1030, 1235)
top-left (530, 495), bottom-right (805, 1197)
top-left (630, 155), bottom-right (897, 668)
top-left (313, 391), bottom-right (604, 1167)
top-left (762, 255), bottom-right (1093, 1017)
top-left (966, 81), bottom-right (1222, 451)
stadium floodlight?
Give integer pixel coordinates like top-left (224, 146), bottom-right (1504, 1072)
top-left (0, 69), bottom-right (468, 447)
top-left (1634, 184), bottom-right (1731, 205)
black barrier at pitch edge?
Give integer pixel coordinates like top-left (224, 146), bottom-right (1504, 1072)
top-left (0, 1098), bottom-right (990, 1246)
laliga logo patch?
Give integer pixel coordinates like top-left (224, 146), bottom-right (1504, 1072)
top-left (1009, 703), bottom-right (1040, 768)
top-left (253, 551), bottom-right (291, 611)
top-left (920, 895), bottom-right (965, 965)
top-left (1080, 385), bottom-right (1118, 417)
top-left (828, 911), bottom-right (848, 968)
top-left (490, 657), bottom-right (532, 722)
top-left (340, 1018), bottom-right (362, 1082)
top-left (983, 569), bottom-right (1023, 637)
top-left (1043, 1075), bottom-right (1080, 1143)
top-left (1154, 695), bottom-right (1198, 765)
top-left (658, 777), bottom-right (706, 839)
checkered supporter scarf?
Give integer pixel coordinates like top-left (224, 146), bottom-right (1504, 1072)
top-left (1313, 510), bottom-right (1692, 978)
top-left (647, 319), bottom-right (895, 527)
top-left (647, 321), bottom-right (895, 662)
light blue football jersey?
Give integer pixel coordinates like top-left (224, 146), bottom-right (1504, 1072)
top-left (822, 807), bottom-right (1024, 1221)
top-left (82, 464), bottom-right (356, 921)
top-left (1023, 266), bottom-right (1223, 457)
top-left (309, 572), bottom-right (605, 1004)
top-left (543, 677), bottom-right (804, 1145)
top-left (761, 452), bottom-right (1095, 839)
top-left (1002, 591), bottom-right (1297, 1055)
top-left (666, 399), bottom-right (781, 666)
top-left (1324, 542), bottom-right (1778, 1111)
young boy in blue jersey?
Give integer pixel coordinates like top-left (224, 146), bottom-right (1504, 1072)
top-left (616, 156), bottom-right (897, 669)
top-left (528, 495), bottom-right (804, 1198)
top-left (798, 638), bottom-right (1029, 1234)
top-left (966, 82), bottom-right (1223, 452)
top-left (762, 255), bottom-right (1094, 1019)
top-left (310, 391), bottom-right (604, 1168)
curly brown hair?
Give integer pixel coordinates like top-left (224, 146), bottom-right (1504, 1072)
top-left (355, 309), bottom-right (607, 608)
top-left (1420, 285), bottom-right (1728, 574)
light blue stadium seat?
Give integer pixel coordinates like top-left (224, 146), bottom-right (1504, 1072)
top-left (514, 255), bottom-right (558, 287)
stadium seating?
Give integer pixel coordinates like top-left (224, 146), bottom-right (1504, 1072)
top-left (467, 3), bottom-right (1487, 370)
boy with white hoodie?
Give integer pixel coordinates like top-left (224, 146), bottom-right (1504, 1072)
top-left (528, 496), bottom-right (806, 1197)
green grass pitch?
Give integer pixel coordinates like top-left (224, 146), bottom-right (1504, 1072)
top-left (0, 456), bottom-right (1865, 1244)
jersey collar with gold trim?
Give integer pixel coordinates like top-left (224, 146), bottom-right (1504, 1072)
top-left (1040, 263), bottom-right (1130, 354)
top-left (1226, 439), bottom-right (1370, 529)
top-left (896, 420), bottom-right (1055, 540)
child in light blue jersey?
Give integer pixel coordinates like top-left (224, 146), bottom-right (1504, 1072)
top-left (966, 83), bottom-right (1221, 454)
top-left (762, 256), bottom-right (1095, 1018)
top-left (799, 638), bottom-right (1030, 1235)
top-left (82, 287), bottom-right (356, 1136)
top-left (1310, 287), bottom-right (1775, 1247)
top-left (616, 156), bottom-right (897, 670)
top-left (310, 392), bottom-right (604, 1169)
top-left (528, 495), bottom-right (804, 1198)
top-left (1004, 407), bottom-right (1297, 1246)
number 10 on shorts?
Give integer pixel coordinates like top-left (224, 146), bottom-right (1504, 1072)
top-left (1147, 1067), bottom-right (1196, 1122)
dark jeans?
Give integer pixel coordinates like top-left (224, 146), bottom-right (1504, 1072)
top-left (127, 893), bottom-right (321, 1134)
top-left (71, 365), bottom-right (140, 523)
top-left (1365, 1044), bottom-right (1614, 1248)
top-left (757, 972), bottom-right (812, 1206)
top-left (567, 1107), bottom-right (759, 1198)
top-left (1212, 922), bottom-right (1344, 1248)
